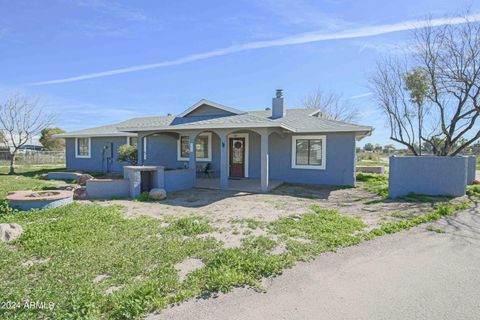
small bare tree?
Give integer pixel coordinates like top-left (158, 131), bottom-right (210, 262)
top-left (0, 93), bottom-right (56, 174)
top-left (301, 90), bottom-right (359, 122)
top-left (370, 16), bottom-right (480, 156)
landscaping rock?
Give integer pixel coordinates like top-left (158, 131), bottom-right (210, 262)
top-left (473, 179), bottom-right (480, 185)
top-left (149, 188), bottom-right (167, 200)
top-left (74, 187), bottom-right (88, 200)
top-left (0, 223), bottom-right (23, 243)
top-left (39, 173), bottom-right (49, 180)
top-left (78, 174), bottom-right (94, 184)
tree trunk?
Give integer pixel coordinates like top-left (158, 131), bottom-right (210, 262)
top-left (8, 153), bottom-right (16, 175)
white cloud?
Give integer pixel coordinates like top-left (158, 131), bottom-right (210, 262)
top-left (348, 92), bottom-right (373, 100)
top-left (31, 13), bottom-right (480, 85)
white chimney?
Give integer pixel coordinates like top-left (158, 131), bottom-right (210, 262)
top-left (272, 89), bottom-right (285, 119)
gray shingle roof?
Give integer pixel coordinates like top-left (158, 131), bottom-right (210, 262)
top-left (56, 107), bottom-right (373, 138)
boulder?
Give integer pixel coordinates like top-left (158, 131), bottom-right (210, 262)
top-left (74, 187), bottom-right (88, 200)
top-left (78, 174), bottom-right (94, 184)
top-left (473, 179), bottom-right (480, 185)
top-left (0, 223), bottom-right (23, 243)
top-left (149, 188), bottom-right (167, 200)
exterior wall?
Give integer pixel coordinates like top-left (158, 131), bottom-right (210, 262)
top-left (86, 180), bottom-right (130, 199)
top-left (66, 137), bottom-right (130, 173)
top-left (466, 156), bottom-right (477, 184)
top-left (389, 156), bottom-right (468, 198)
top-left (164, 169), bottom-right (195, 192)
top-left (269, 132), bottom-right (357, 186)
top-left (67, 131), bottom-right (357, 187)
top-left (141, 132), bottom-right (221, 174)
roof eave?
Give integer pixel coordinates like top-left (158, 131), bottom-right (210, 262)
top-left (54, 132), bottom-right (138, 139)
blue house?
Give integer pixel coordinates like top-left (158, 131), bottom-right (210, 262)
top-left (56, 90), bottom-right (372, 192)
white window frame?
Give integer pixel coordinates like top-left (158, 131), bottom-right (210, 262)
top-left (177, 132), bottom-right (212, 162)
top-left (143, 136), bottom-right (147, 160)
top-left (291, 135), bottom-right (326, 170)
top-left (126, 136), bottom-right (138, 147)
top-left (227, 133), bottom-right (249, 178)
top-left (75, 137), bottom-right (91, 158)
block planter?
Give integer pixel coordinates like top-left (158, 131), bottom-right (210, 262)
top-left (86, 179), bottom-right (130, 199)
top-left (7, 190), bottom-right (74, 211)
top-left (389, 156), bottom-right (469, 198)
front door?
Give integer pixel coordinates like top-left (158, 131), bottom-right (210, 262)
top-left (229, 137), bottom-right (245, 178)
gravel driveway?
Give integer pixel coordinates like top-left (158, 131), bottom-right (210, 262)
top-left (153, 205), bottom-right (480, 320)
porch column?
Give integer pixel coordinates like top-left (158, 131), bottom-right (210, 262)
top-left (188, 132), bottom-right (197, 185)
top-left (218, 131), bottom-right (229, 190)
top-left (260, 129), bottom-right (269, 192)
top-left (138, 134), bottom-right (145, 165)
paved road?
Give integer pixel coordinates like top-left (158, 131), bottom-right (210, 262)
top-left (154, 205), bottom-right (480, 320)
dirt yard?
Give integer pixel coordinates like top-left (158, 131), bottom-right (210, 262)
top-left (92, 183), bottom-right (459, 248)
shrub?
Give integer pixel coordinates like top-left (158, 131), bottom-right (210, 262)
top-left (117, 144), bottom-right (138, 165)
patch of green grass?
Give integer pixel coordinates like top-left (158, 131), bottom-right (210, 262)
top-left (356, 160), bottom-right (389, 167)
top-left (231, 217), bottom-right (268, 230)
top-left (364, 202), bottom-right (470, 240)
top-left (0, 203), bottom-right (220, 319)
top-left (467, 185), bottom-right (480, 198)
top-left (165, 216), bottom-right (214, 236)
top-left (268, 206), bottom-right (366, 260)
top-left (136, 192), bottom-right (155, 202)
top-left (356, 173), bottom-right (389, 198)
top-left (391, 211), bottom-right (417, 219)
top-left (426, 225), bottom-right (446, 233)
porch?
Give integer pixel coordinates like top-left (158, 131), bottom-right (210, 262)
top-left (195, 177), bottom-right (283, 193)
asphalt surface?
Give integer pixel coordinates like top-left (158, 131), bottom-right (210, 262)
top-left (153, 204), bottom-right (480, 320)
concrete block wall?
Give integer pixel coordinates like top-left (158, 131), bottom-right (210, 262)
top-left (389, 156), bottom-right (468, 198)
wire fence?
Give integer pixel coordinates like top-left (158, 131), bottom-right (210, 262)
top-left (0, 151), bottom-right (65, 166)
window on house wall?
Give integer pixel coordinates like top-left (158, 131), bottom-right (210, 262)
top-left (291, 135), bottom-right (326, 169)
top-left (178, 133), bottom-right (212, 161)
top-left (128, 137), bottom-right (138, 147)
top-left (75, 137), bottom-right (91, 158)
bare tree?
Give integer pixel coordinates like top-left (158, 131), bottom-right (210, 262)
top-left (0, 93), bottom-right (56, 174)
top-left (370, 16), bottom-right (480, 156)
top-left (301, 90), bottom-right (359, 122)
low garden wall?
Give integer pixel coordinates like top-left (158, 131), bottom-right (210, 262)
top-left (164, 169), bottom-right (195, 192)
top-left (86, 179), bottom-right (130, 199)
top-left (356, 166), bottom-right (385, 174)
top-left (389, 156), bottom-right (468, 198)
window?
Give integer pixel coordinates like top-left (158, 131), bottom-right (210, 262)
top-left (177, 133), bottom-right (212, 161)
top-left (291, 135), bottom-right (326, 169)
top-left (75, 137), bottom-right (91, 158)
top-left (128, 137), bottom-right (138, 147)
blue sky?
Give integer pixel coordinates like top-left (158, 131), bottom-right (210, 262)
top-left (1, 0), bottom-right (478, 147)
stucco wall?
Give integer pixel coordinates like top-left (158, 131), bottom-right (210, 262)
top-left (164, 169), bottom-right (195, 192)
top-left (389, 156), bottom-right (468, 198)
top-left (67, 131), bottom-right (357, 187)
top-left (86, 180), bottom-right (130, 199)
top-left (269, 132), bottom-right (356, 186)
top-left (66, 137), bottom-right (130, 172)
top-left (466, 155), bottom-right (477, 184)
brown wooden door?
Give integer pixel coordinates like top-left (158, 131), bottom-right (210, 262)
top-left (229, 137), bottom-right (245, 177)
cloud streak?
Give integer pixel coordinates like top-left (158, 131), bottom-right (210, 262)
top-left (31, 14), bottom-right (480, 85)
